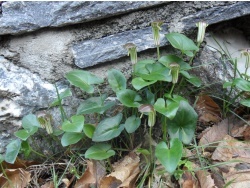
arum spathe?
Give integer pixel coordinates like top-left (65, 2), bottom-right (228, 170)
top-left (169, 62), bottom-right (180, 84)
top-left (37, 111), bottom-right (53, 134)
top-left (151, 20), bottom-right (163, 46)
top-left (123, 43), bottom-right (137, 65)
top-left (240, 48), bottom-right (250, 70)
top-left (139, 104), bottom-right (156, 127)
top-left (196, 21), bottom-right (208, 44)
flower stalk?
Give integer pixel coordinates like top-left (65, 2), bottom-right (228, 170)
top-left (151, 21), bottom-right (163, 59)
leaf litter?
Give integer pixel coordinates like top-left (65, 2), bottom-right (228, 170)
top-left (1, 95), bottom-right (250, 187)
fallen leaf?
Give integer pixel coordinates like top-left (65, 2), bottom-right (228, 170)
top-left (222, 169), bottom-right (250, 188)
top-left (210, 167), bottom-right (225, 188)
top-left (199, 118), bottom-right (244, 151)
top-left (195, 94), bottom-right (222, 124)
top-left (0, 168), bottom-right (31, 187)
top-left (243, 126), bottom-right (250, 141)
top-left (41, 181), bottom-right (54, 188)
top-left (100, 152), bottom-right (140, 188)
top-left (196, 170), bottom-right (217, 188)
top-left (100, 176), bottom-right (122, 188)
top-left (62, 178), bottom-right (70, 187)
top-left (179, 169), bottom-right (197, 188)
top-left (74, 160), bottom-right (96, 188)
top-left (0, 157), bottom-right (39, 172)
top-left (212, 135), bottom-right (250, 164)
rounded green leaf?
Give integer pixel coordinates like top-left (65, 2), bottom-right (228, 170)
top-left (159, 55), bottom-right (191, 70)
top-left (22, 114), bottom-right (40, 130)
top-left (155, 139), bottom-right (183, 174)
top-left (124, 115), bottom-right (141, 133)
top-left (14, 129), bottom-right (31, 141)
top-left (62, 115), bottom-right (85, 133)
top-left (132, 77), bottom-right (157, 90)
top-left (223, 81), bottom-right (233, 88)
top-left (240, 99), bottom-right (250, 107)
top-left (85, 143), bottom-right (115, 160)
top-left (5, 139), bottom-right (21, 164)
top-left (107, 69), bottom-right (127, 92)
top-left (137, 63), bottom-right (172, 82)
top-left (134, 59), bottom-right (155, 75)
top-left (154, 98), bottom-right (179, 120)
top-left (83, 124), bottom-right (96, 139)
top-left (77, 95), bottom-right (115, 115)
top-left (61, 132), bottom-right (85, 147)
top-left (233, 78), bottom-right (250, 92)
top-left (117, 89), bottom-right (142, 107)
top-left (92, 113), bottom-right (124, 142)
top-left (187, 76), bottom-right (201, 87)
top-left (167, 100), bottom-right (198, 144)
top-left (166, 33), bottom-right (198, 57)
top-left (65, 70), bottom-right (104, 93)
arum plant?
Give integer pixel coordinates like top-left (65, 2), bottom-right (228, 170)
top-left (151, 20), bottom-right (163, 59)
top-left (4, 20), bottom-right (207, 187)
top-left (196, 21), bottom-right (209, 47)
top-left (124, 43), bottom-right (138, 75)
top-left (240, 48), bottom-right (250, 77)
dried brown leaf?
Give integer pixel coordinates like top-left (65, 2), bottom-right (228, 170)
top-left (195, 95), bottom-right (222, 124)
top-left (199, 118), bottom-right (244, 151)
top-left (99, 152), bottom-right (140, 188)
top-left (243, 126), bottom-right (250, 141)
top-left (100, 176), bottom-right (122, 188)
top-left (0, 157), bottom-right (39, 172)
top-left (223, 169), bottom-right (250, 188)
top-left (196, 170), bottom-right (217, 188)
top-left (212, 135), bottom-right (250, 163)
top-left (74, 160), bottom-right (96, 188)
top-left (0, 168), bottom-right (31, 188)
top-left (179, 170), bottom-right (197, 188)
top-left (41, 181), bottom-right (54, 188)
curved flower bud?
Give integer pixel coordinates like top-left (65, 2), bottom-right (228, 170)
top-left (37, 111), bottom-right (53, 134)
top-left (240, 48), bottom-right (250, 70)
top-left (169, 63), bottom-right (180, 84)
top-left (139, 104), bottom-right (156, 127)
top-left (196, 21), bottom-right (208, 44)
top-left (123, 43), bottom-right (137, 65)
top-left (151, 20), bottom-right (164, 46)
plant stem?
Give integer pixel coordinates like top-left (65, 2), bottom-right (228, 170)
top-left (162, 116), bottom-right (167, 142)
top-left (54, 84), bottom-right (68, 122)
top-left (157, 45), bottom-right (160, 60)
top-left (169, 83), bottom-right (175, 97)
top-left (30, 147), bottom-right (46, 158)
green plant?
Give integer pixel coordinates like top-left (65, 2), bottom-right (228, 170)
top-left (3, 20), bottom-right (208, 187)
top-left (209, 36), bottom-right (250, 117)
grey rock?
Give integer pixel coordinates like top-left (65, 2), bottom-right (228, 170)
top-left (0, 1), bottom-right (167, 35)
top-left (179, 2), bottom-right (250, 32)
top-left (73, 2), bottom-right (250, 68)
top-left (73, 26), bottom-right (168, 68)
top-left (0, 56), bottom-right (71, 153)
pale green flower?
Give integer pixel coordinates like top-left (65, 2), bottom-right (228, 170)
top-left (151, 21), bottom-right (163, 46)
top-left (123, 43), bottom-right (137, 65)
top-left (169, 63), bottom-right (180, 84)
top-left (240, 48), bottom-right (250, 70)
top-left (196, 21), bottom-right (208, 44)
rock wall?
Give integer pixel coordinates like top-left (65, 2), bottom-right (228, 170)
top-left (1, 1), bottom-right (250, 153)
